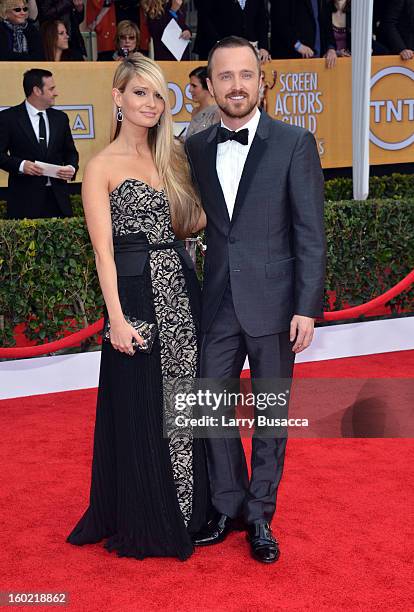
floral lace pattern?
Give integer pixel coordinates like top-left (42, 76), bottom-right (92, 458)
top-left (110, 178), bottom-right (195, 525)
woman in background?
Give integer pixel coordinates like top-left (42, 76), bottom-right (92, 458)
top-left (185, 66), bottom-right (219, 140)
top-left (41, 19), bottom-right (84, 60)
top-left (0, 0), bottom-right (43, 61)
top-left (141, 0), bottom-right (191, 60)
top-left (328, 0), bottom-right (389, 56)
top-left (329, 0), bottom-right (351, 57)
top-left (98, 19), bottom-right (141, 61)
top-left (37, 0), bottom-right (86, 59)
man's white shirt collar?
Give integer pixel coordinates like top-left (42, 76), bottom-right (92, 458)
top-left (25, 99), bottom-right (45, 119)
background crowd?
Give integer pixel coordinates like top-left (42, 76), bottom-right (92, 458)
top-left (0, 0), bottom-right (413, 221)
top-left (0, 0), bottom-right (413, 64)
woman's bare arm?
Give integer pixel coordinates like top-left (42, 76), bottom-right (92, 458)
top-left (82, 157), bottom-right (143, 352)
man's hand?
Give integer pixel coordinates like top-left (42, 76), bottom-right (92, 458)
top-left (23, 161), bottom-right (44, 176)
top-left (290, 315), bottom-right (314, 354)
top-left (400, 48), bottom-right (414, 61)
top-left (56, 165), bottom-right (75, 181)
top-left (325, 48), bottom-right (337, 69)
top-left (259, 48), bottom-right (271, 63)
top-left (73, 0), bottom-right (84, 11)
top-left (297, 44), bottom-right (314, 58)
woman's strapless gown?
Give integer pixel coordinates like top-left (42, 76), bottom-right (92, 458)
top-left (66, 179), bottom-right (209, 560)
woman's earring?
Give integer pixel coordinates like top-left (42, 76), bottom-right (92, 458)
top-left (117, 107), bottom-right (123, 122)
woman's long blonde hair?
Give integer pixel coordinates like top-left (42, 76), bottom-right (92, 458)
top-left (111, 54), bottom-right (201, 239)
top-left (141, 0), bottom-right (166, 20)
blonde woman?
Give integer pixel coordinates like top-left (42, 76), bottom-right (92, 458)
top-left (0, 0), bottom-right (44, 61)
top-left (67, 54), bottom-right (209, 560)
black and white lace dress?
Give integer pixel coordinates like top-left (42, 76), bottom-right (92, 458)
top-left (67, 179), bottom-right (209, 560)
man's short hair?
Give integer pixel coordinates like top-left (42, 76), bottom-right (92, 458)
top-left (23, 69), bottom-right (53, 98)
top-left (207, 36), bottom-right (261, 79)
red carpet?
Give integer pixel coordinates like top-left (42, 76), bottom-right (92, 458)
top-left (0, 351), bottom-right (413, 611)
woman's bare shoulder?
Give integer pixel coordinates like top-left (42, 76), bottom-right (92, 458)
top-left (84, 144), bottom-right (119, 178)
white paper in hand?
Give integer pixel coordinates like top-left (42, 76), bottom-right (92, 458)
top-left (161, 18), bottom-right (189, 61)
top-left (34, 161), bottom-right (62, 178)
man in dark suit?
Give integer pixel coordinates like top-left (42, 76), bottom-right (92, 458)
top-left (0, 68), bottom-right (79, 219)
top-left (185, 37), bottom-right (325, 563)
top-left (270, 0), bottom-right (337, 67)
top-left (381, 0), bottom-right (414, 60)
top-left (194, 0), bottom-right (270, 61)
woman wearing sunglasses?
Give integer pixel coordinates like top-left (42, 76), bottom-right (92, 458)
top-left (0, 0), bottom-right (44, 60)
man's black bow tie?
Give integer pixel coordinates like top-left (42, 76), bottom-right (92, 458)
top-left (217, 126), bottom-right (249, 145)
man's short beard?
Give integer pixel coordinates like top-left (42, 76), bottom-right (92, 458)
top-left (216, 97), bottom-right (258, 120)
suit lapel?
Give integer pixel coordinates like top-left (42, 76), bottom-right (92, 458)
top-left (205, 125), bottom-right (230, 225)
top-left (17, 102), bottom-right (41, 153)
top-left (46, 109), bottom-right (57, 155)
top-left (230, 111), bottom-right (270, 227)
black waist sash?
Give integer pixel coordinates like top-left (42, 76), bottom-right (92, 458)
top-left (113, 233), bottom-right (192, 276)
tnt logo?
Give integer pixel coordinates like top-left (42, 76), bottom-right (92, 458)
top-left (370, 66), bottom-right (414, 151)
top-left (56, 104), bottom-right (95, 140)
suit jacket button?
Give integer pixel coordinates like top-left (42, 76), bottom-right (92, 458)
top-left (229, 236), bottom-right (235, 244)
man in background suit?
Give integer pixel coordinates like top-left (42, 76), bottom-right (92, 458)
top-left (270, 0), bottom-right (337, 68)
top-left (186, 37), bottom-right (325, 563)
top-left (194, 0), bottom-right (270, 62)
top-left (0, 68), bottom-right (79, 219)
top-left (381, 0), bottom-right (414, 60)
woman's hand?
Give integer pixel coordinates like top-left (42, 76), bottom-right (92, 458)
top-left (180, 29), bottom-right (191, 40)
top-left (259, 48), bottom-right (271, 63)
top-left (109, 319), bottom-right (144, 355)
top-left (193, 210), bottom-right (206, 233)
top-left (325, 48), bottom-right (337, 69)
top-left (171, 0), bottom-right (183, 11)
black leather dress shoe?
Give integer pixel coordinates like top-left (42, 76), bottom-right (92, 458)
top-left (247, 522), bottom-right (280, 563)
top-left (192, 513), bottom-right (245, 546)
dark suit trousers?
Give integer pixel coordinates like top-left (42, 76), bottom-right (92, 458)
top-left (42, 187), bottom-right (64, 218)
top-left (200, 282), bottom-right (295, 524)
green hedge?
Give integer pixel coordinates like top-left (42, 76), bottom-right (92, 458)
top-left (324, 198), bottom-right (413, 315)
top-left (0, 217), bottom-right (102, 347)
top-left (1, 172), bottom-right (414, 219)
top-left (324, 173), bottom-right (414, 202)
top-left (0, 197), bottom-right (413, 347)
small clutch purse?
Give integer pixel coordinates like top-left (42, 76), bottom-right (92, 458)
top-left (103, 316), bottom-right (157, 355)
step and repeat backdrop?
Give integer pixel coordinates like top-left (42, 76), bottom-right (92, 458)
top-left (0, 56), bottom-right (413, 186)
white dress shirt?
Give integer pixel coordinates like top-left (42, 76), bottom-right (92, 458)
top-left (216, 107), bottom-right (261, 220)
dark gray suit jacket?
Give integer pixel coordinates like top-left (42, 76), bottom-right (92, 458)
top-left (185, 111), bottom-right (326, 337)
